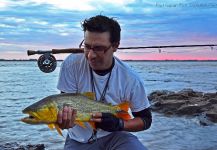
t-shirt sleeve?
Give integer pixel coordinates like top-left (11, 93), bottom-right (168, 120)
top-left (57, 57), bottom-right (78, 93)
top-left (129, 80), bottom-right (150, 112)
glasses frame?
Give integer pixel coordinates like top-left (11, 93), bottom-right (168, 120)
top-left (79, 40), bottom-right (112, 54)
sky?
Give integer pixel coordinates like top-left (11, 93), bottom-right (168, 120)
top-left (0, 0), bottom-right (217, 60)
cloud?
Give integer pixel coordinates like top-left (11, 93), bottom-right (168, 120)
top-left (0, 0), bottom-right (91, 11)
top-left (0, 42), bottom-right (54, 52)
top-left (0, 0), bottom-right (11, 9)
top-left (1, 0), bottom-right (136, 11)
top-left (103, 0), bottom-right (135, 5)
top-left (4, 17), bottom-right (26, 23)
top-left (29, 0), bottom-right (95, 11)
top-left (1, 0), bottom-right (217, 60)
top-left (0, 24), bottom-right (14, 28)
top-left (30, 0), bottom-right (137, 10)
top-left (32, 20), bottom-right (49, 26)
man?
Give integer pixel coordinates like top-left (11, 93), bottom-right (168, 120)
top-left (57, 15), bottom-right (152, 150)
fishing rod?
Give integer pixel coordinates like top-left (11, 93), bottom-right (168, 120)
top-left (27, 44), bottom-right (217, 73)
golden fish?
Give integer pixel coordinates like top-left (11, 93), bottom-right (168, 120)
top-left (21, 92), bottom-right (131, 136)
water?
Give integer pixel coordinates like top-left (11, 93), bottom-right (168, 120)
top-left (0, 60), bottom-right (217, 150)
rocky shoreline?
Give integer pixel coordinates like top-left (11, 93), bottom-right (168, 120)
top-left (0, 142), bottom-right (45, 150)
top-left (149, 88), bottom-right (217, 125)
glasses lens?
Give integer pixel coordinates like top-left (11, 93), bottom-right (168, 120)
top-left (93, 46), bottom-right (107, 52)
top-left (82, 44), bottom-right (111, 53)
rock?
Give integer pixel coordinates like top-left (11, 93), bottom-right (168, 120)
top-left (197, 112), bottom-right (213, 126)
top-left (206, 112), bottom-right (217, 123)
top-left (151, 100), bottom-right (185, 114)
top-left (149, 89), bottom-right (217, 125)
top-left (0, 142), bottom-right (45, 150)
top-left (177, 88), bottom-right (203, 97)
top-left (203, 93), bottom-right (217, 99)
top-left (208, 98), bottom-right (217, 104)
top-left (177, 105), bottom-right (202, 115)
top-left (148, 90), bottom-right (175, 101)
top-left (206, 104), bottom-right (217, 123)
top-left (165, 93), bottom-right (189, 100)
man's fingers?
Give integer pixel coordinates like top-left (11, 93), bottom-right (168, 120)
top-left (91, 118), bottom-right (102, 122)
top-left (69, 109), bottom-right (77, 127)
top-left (63, 106), bottom-right (68, 120)
top-left (64, 107), bottom-right (72, 129)
top-left (57, 106), bottom-right (77, 129)
top-left (57, 109), bottom-right (63, 124)
top-left (61, 106), bottom-right (68, 128)
top-left (91, 112), bottom-right (102, 122)
top-left (67, 107), bottom-right (72, 123)
top-left (92, 112), bottom-right (102, 118)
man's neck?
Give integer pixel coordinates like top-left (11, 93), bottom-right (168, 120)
top-left (93, 58), bottom-right (115, 76)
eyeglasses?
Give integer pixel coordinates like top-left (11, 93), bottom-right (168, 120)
top-left (79, 40), bottom-right (112, 54)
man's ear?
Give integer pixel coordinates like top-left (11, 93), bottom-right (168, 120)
top-left (112, 42), bottom-right (120, 52)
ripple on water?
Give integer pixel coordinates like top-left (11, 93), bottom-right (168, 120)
top-left (137, 113), bottom-right (217, 150)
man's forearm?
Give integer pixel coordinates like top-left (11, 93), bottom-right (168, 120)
top-left (123, 117), bottom-right (145, 132)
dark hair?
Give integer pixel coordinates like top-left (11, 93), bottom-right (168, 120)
top-left (81, 15), bottom-right (121, 43)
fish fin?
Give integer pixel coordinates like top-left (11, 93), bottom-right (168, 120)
top-left (54, 124), bottom-right (63, 137)
top-left (82, 92), bottom-right (95, 100)
top-left (48, 124), bottom-right (55, 130)
top-left (116, 111), bottom-right (132, 120)
top-left (88, 121), bottom-right (96, 130)
top-left (116, 102), bottom-right (132, 120)
top-left (75, 121), bottom-right (86, 128)
top-left (118, 102), bottom-right (130, 112)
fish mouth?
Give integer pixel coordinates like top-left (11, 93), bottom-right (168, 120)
top-left (21, 114), bottom-right (42, 124)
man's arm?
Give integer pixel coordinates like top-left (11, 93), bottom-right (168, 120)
top-left (91, 107), bottom-right (152, 132)
top-left (125, 107), bottom-right (152, 132)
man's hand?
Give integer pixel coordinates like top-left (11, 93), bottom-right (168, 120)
top-left (91, 113), bottom-right (124, 132)
top-left (57, 106), bottom-right (77, 129)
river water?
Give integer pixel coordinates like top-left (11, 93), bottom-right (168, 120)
top-left (0, 60), bottom-right (217, 150)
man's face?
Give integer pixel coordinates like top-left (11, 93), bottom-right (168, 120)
top-left (84, 31), bottom-right (117, 70)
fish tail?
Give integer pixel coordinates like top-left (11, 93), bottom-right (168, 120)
top-left (116, 111), bottom-right (132, 120)
top-left (117, 102), bottom-right (130, 112)
top-left (116, 102), bottom-right (132, 120)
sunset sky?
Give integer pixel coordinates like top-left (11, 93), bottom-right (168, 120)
top-left (0, 0), bottom-right (217, 60)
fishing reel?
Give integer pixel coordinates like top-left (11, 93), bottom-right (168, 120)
top-left (37, 53), bottom-right (57, 73)
top-left (27, 48), bottom-right (83, 73)
top-left (27, 50), bottom-right (57, 73)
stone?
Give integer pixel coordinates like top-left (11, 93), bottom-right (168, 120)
top-left (0, 142), bottom-right (45, 150)
top-left (149, 89), bottom-right (217, 125)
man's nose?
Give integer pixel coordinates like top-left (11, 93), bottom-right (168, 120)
top-left (87, 49), bottom-right (97, 59)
